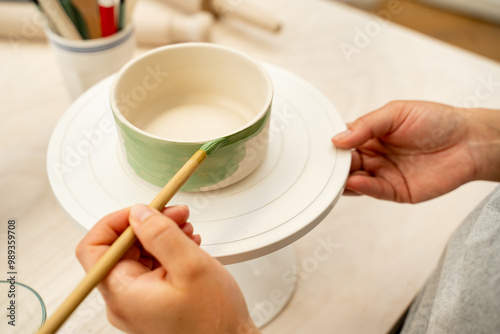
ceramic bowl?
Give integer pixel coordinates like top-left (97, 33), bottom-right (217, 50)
top-left (0, 281), bottom-right (46, 333)
top-left (110, 43), bottom-right (273, 191)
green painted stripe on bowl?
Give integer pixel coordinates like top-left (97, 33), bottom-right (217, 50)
top-left (114, 104), bottom-right (272, 191)
top-left (200, 137), bottom-right (228, 155)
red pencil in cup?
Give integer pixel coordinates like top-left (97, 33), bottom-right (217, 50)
top-left (98, 0), bottom-right (117, 37)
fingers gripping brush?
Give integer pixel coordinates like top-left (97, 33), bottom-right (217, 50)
top-left (38, 137), bottom-right (227, 334)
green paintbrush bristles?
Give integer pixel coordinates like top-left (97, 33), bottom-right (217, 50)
top-left (200, 137), bottom-right (227, 155)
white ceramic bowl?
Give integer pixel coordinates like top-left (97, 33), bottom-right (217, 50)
top-left (110, 43), bottom-right (273, 191)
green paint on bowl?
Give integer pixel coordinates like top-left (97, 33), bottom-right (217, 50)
top-left (114, 105), bottom-right (271, 191)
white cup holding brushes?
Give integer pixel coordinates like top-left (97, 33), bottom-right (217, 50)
top-left (45, 22), bottom-right (136, 100)
top-left (40, 0), bottom-right (216, 100)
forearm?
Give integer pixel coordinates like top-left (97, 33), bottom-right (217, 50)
top-left (467, 108), bottom-right (500, 182)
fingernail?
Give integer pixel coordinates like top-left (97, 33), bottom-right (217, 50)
top-left (172, 204), bottom-right (189, 214)
top-left (332, 129), bottom-right (352, 142)
top-left (177, 205), bottom-right (190, 221)
top-left (130, 204), bottom-right (154, 224)
top-left (171, 204), bottom-right (188, 209)
top-left (164, 204), bottom-right (190, 221)
top-left (192, 234), bottom-right (202, 245)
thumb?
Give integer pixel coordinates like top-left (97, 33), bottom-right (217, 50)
top-left (331, 101), bottom-right (406, 149)
top-left (129, 204), bottom-right (202, 281)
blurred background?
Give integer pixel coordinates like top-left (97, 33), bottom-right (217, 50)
top-left (336, 0), bottom-right (500, 62)
top-left (1, 0), bottom-right (499, 61)
top-left (0, 0), bottom-right (500, 61)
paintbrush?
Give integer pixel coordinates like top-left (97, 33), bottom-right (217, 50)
top-left (37, 138), bottom-right (226, 334)
top-left (37, 0), bottom-right (82, 39)
top-left (71, 0), bottom-right (102, 38)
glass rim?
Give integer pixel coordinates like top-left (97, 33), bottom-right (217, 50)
top-left (0, 280), bottom-right (47, 325)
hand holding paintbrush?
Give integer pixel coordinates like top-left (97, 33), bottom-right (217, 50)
top-left (37, 139), bottom-right (226, 333)
top-left (71, 203), bottom-right (259, 334)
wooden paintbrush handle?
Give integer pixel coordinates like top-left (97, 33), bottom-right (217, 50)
top-left (38, 0), bottom-right (82, 39)
top-left (38, 149), bottom-right (207, 334)
top-left (150, 150), bottom-right (207, 210)
top-left (71, 0), bottom-right (102, 38)
top-left (37, 226), bottom-right (136, 334)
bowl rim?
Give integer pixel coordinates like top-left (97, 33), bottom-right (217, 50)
top-left (109, 42), bottom-right (274, 144)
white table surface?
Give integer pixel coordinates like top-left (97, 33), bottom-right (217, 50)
top-left (1, 0), bottom-right (499, 333)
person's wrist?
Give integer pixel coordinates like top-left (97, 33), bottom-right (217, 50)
top-left (467, 108), bottom-right (500, 182)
